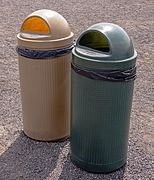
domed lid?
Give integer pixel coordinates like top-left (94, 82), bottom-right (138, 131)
top-left (17, 9), bottom-right (74, 49)
top-left (75, 23), bottom-right (136, 61)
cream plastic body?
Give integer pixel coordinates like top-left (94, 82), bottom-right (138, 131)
top-left (17, 9), bottom-right (74, 141)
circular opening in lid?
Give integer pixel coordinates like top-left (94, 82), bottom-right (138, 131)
top-left (21, 16), bottom-right (50, 35)
top-left (78, 31), bottom-right (110, 53)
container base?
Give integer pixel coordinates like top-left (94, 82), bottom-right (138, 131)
top-left (23, 130), bottom-right (69, 142)
top-left (71, 154), bottom-right (126, 173)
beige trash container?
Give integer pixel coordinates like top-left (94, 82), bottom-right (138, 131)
top-left (17, 9), bottom-right (74, 141)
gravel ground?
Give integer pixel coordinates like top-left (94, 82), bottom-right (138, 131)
top-left (0, 0), bottom-right (153, 179)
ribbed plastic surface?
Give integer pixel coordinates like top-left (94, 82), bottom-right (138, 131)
top-left (70, 70), bottom-right (134, 172)
top-left (18, 54), bottom-right (71, 141)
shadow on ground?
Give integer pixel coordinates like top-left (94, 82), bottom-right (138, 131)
top-left (0, 131), bottom-right (126, 180)
top-left (59, 138), bottom-right (153, 180)
top-left (59, 153), bottom-right (126, 180)
top-left (0, 131), bottom-right (67, 180)
top-left (0, 131), bottom-right (152, 180)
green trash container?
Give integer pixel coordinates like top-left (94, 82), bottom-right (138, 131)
top-left (70, 23), bottom-right (137, 173)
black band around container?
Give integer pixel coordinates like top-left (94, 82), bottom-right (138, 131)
top-left (16, 44), bottom-right (74, 59)
top-left (71, 63), bottom-right (136, 82)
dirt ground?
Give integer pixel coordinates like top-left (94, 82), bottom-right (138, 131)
top-left (0, 0), bottom-right (153, 179)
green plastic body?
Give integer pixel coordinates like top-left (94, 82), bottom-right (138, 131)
top-left (71, 67), bottom-right (134, 173)
top-left (70, 23), bottom-right (137, 173)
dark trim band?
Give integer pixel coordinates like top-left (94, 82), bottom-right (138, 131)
top-left (71, 63), bottom-right (136, 82)
top-left (16, 44), bottom-right (74, 59)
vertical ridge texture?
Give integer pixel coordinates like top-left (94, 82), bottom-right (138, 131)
top-left (18, 54), bottom-right (71, 141)
top-left (71, 70), bottom-right (134, 172)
